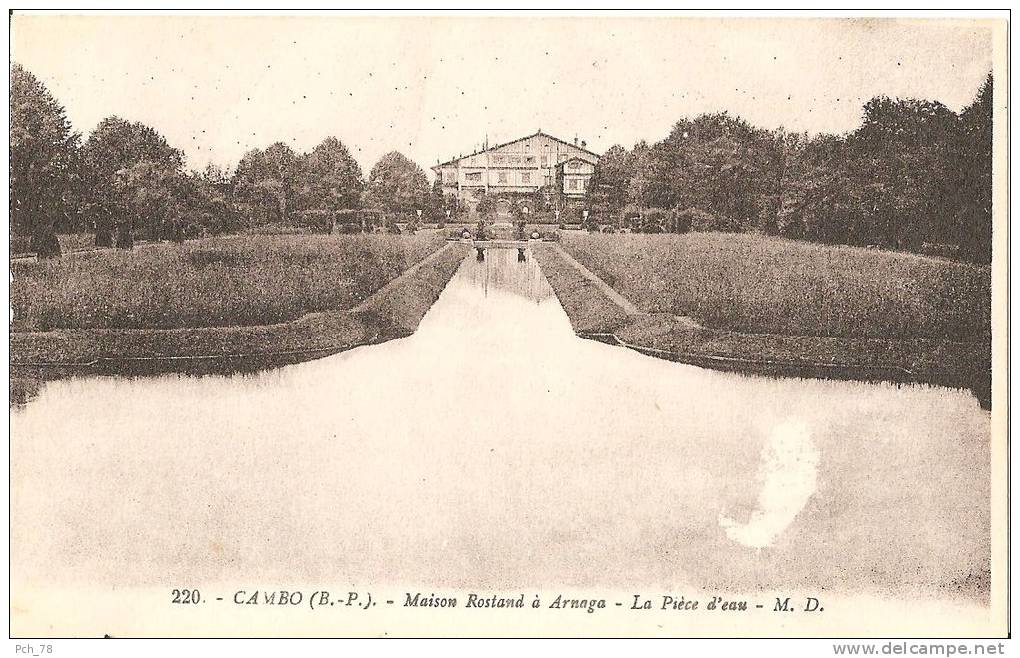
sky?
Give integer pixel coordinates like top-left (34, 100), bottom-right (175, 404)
top-left (11, 14), bottom-right (997, 178)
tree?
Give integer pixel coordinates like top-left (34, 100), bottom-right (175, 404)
top-left (81, 116), bottom-right (186, 245)
top-left (626, 140), bottom-right (655, 209)
top-left (957, 73), bottom-right (993, 262)
top-left (10, 63), bottom-right (81, 257)
top-left (180, 164), bottom-right (240, 237)
top-left (643, 113), bottom-right (780, 231)
top-left (297, 136), bottom-right (364, 213)
top-left (776, 134), bottom-right (859, 243)
top-left (364, 151), bottom-right (429, 215)
top-left (426, 177), bottom-right (445, 223)
top-left (586, 144), bottom-right (631, 217)
top-left (475, 191), bottom-right (496, 218)
top-left (847, 96), bottom-right (960, 250)
top-left (232, 142), bottom-right (300, 227)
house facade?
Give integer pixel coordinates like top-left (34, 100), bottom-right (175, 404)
top-left (432, 131), bottom-right (600, 211)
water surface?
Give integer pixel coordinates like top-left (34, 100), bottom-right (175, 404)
top-left (11, 248), bottom-right (990, 599)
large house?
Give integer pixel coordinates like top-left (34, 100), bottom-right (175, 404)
top-left (432, 131), bottom-right (599, 212)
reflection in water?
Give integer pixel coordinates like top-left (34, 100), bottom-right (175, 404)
top-left (468, 247), bottom-right (553, 303)
top-left (11, 248), bottom-right (990, 600)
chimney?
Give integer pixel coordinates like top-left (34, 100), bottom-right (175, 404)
top-left (573, 135), bottom-right (578, 146)
top-left (581, 140), bottom-right (587, 149)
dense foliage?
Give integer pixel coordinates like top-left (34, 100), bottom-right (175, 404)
top-left (587, 74), bottom-right (995, 262)
top-left (10, 64), bottom-right (80, 257)
top-left (10, 61), bottom-right (994, 265)
top-left (363, 151), bottom-right (429, 215)
top-left (9, 63), bottom-right (441, 254)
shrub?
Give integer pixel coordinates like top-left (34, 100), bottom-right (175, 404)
top-left (11, 233), bottom-right (32, 255)
top-left (636, 209), bottom-right (667, 234)
top-left (244, 223), bottom-right (310, 236)
top-left (293, 209), bottom-right (334, 233)
top-left (529, 211), bottom-right (557, 224)
top-left (683, 207), bottom-right (740, 232)
top-left (558, 205), bottom-right (582, 225)
top-left (332, 209), bottom-right (363, 234)
top-left (677, 207), bottom-right (724, 234)
top-left (360, 209), bottom-right (385, 232)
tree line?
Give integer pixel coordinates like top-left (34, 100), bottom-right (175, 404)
top-left (12, 62), bottom-right (994, 263)
top-left (586, 73), bottom-right (993, 262)
top-left (11, 63), bottom-right (439, 257)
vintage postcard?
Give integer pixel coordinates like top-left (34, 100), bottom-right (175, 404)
top-left (7, 11), bottom-right (1010, 641)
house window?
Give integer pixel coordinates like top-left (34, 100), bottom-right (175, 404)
top-left (568, 160), bottom-right (581, 170)
top-left (544, 175), bottom-right (552, 186)
top-left (466, 172), bottom-right (481, 182)
top-left (525, 156), bottom-right (535, 165)
top-left (444, 171), bottom-right (455, 183)
top-left (541, 155), bottom-right (548, 166)
top-left (568, 179), bottom-right (578, 190)
top-left (498, 171), bottom-right (508, 184)
top-left (522, 172), bottom-right (531, 184)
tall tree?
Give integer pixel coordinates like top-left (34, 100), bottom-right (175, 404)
top-left (626, 140), bottom-right (655, 209)
top-left (180, 164), bottom-right (240, 237)
top-left (427, 176), bottom-right (446, 221)
top-left (847, 96), bottom-right (960, 249)
top-left (81, 116), bottom-right (186, 245)
top-left (776, 134), bottom-right (859, 244)
top-left (364, 151), bottom-right (429, 215)
top-left (10, 63), bottom-right (81, 257)
top-left (585, 144), bottom-right (631, 216)
top-left (232, 142), bottom-right (300, 227)
top-left (297, 136), bottom-right (364, 213)
top-left (644, 113), bottom-right (780, 230)
top-left (957, 73), bottom-right (993, 263)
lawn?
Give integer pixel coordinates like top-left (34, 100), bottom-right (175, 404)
top-left (560, 232), bottom-right (991, 341)
top-left (11, 233), bottom-right (447, 331)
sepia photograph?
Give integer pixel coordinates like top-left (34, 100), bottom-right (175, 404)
top-left (6, 9), bottom-right (1010, 643)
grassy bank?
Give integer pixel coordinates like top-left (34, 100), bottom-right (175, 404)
top-left (12, 233), bottom-right (447, 331)
top-left (561, 232), bottom-right (990, 340)
top-left (533, 236), bottom-right (991, 405)
top-left (11, 236), bottom-right (469, 404)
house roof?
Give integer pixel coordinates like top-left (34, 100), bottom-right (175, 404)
top-left (556, 156), bottom-right (599, 169)
top-left (431, 130), bottom-right (601, 170)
